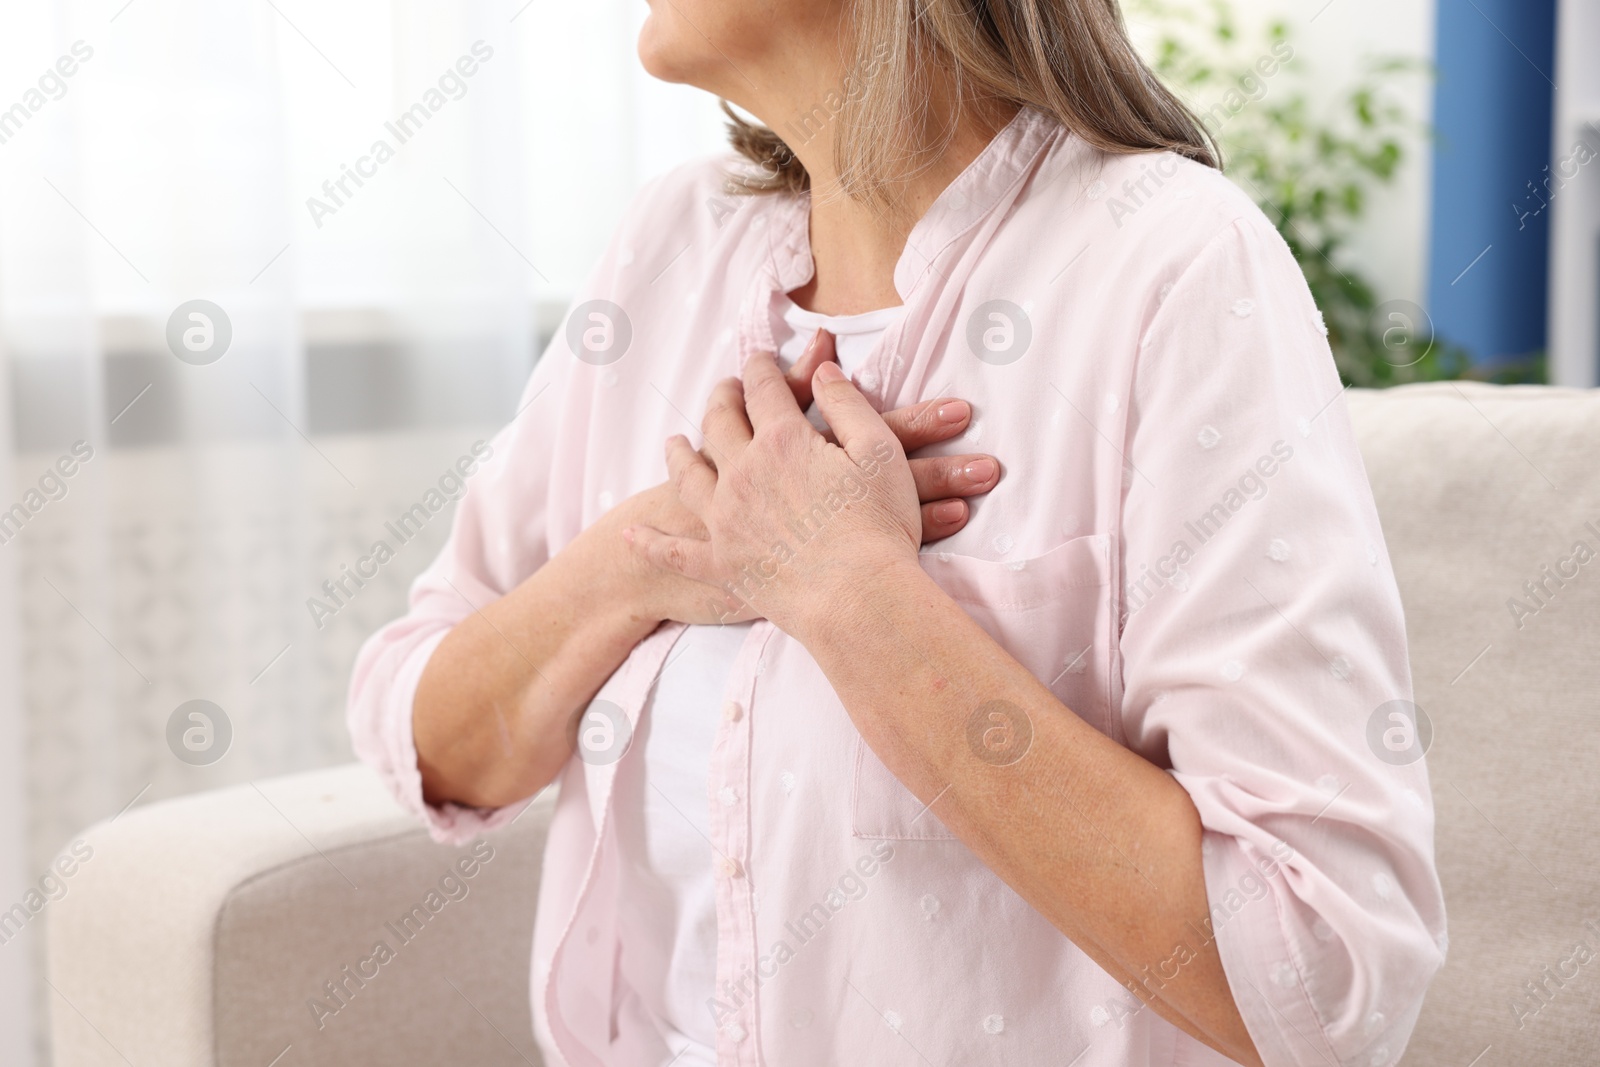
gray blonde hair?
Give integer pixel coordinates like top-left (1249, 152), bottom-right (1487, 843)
top-left (725, 0), bottom-right (1218, 205)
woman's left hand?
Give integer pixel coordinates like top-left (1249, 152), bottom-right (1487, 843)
top-left (622, 350), bottom-right (929, 636)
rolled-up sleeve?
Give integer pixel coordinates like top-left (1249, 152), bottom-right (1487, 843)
top-left (1117, 216), bottom-right (1447, 1067)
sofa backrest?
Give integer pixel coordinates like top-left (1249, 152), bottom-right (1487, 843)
top-left (1348, 382), bottom-right (1600, 1064)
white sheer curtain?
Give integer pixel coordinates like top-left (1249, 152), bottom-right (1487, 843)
top-left (0, 2), bottom-right (725, 1062)
top-left (1, 322), bottom-right (31, 1067)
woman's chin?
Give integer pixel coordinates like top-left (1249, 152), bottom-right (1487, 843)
top-left (636, 22), bottom-right (693, 85)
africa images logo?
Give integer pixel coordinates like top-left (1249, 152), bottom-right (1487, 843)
top-left (166, 700), bottom-right (232, 766)
top-left (966, 300), bottom-right (1032, 365)
top-left (565, 299), bottom-right (632, 366)
top-left (166, 300), bottom-right (232, 365)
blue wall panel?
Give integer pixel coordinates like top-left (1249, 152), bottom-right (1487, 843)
top-left (1427, 0), bottom-right (1558, 363)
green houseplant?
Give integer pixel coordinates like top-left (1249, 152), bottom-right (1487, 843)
top-left (1126, 0), bottom-right (1495, 386)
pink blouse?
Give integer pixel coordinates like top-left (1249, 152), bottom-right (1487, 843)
top-left (349, 107), bottom-right (1447, 1067)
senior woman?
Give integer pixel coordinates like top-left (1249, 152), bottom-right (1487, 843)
top-left (350, 2), bottom-right (1446, 1065)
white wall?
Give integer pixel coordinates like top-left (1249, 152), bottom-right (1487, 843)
top-left (1228, 0), bottom-right (1439, 308)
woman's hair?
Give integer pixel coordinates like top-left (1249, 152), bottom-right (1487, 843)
top-left (725, 0), bottom-right (1218, 205)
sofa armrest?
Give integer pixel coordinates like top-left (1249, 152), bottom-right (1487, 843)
top-left (48, 763), bottom-right (552, 1067)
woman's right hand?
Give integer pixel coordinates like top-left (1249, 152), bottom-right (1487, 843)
top-left (598, 380), bottom-right (1001, 627)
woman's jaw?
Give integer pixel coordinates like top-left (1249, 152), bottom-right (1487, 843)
top-left (636, 0), bottom-right (853, 136)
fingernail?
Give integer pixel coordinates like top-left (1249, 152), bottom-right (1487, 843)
top-left (936, 401), bottom-right (969, 424)
top-left (621, 527), bottom-right (635, 544)
top-left (815, 361), bottom-right (845, 383)
top-left (963, 458), bottom-right (997, 484)
top-left (933, 500), bottom-right (965, 523)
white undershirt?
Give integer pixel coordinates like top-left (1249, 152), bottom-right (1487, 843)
top-left (610, 292), bottom-right (904, 1066)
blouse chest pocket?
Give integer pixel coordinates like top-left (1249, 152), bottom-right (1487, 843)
top-left (851, 533), bottom-right (1119, 841)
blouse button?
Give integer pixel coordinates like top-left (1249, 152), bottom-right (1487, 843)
top-left (718, 786), bottom-right (739, 807)
top-left (719, 857), bottom-right (744, 879)
top-left (722, 701), bottom-right (744, 723)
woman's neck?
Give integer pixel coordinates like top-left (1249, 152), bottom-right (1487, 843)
top-left (784, 100), bottom-right (1021, 316)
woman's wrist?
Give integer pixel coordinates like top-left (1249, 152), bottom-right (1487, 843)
top-left (575, 516), bottom-right (669, 636)
top-left (782, 548), bottom-right (929, 649)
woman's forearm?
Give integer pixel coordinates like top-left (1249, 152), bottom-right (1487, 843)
top-left (412, 516), bottom-right (661, 810)
top-left (791, 557), bottom-right (1264, 1067)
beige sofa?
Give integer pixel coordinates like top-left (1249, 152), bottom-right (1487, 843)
top-left (47, 382), bottom-right (1600, 1065)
